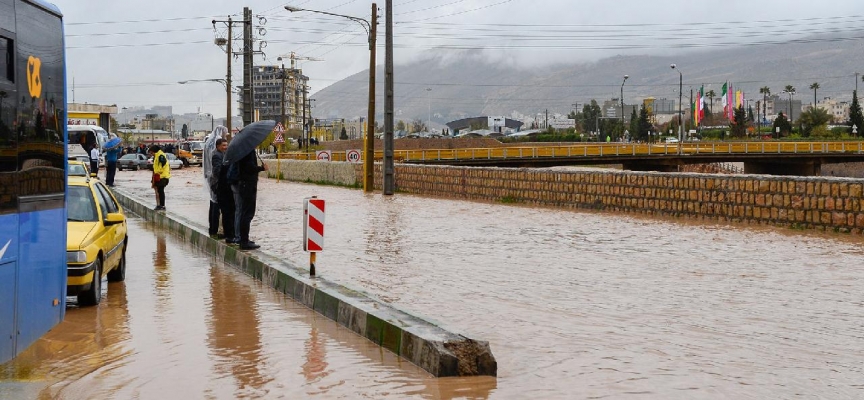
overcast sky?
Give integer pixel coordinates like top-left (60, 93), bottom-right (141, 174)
top-left (50, 0), bottom-right (864, 118)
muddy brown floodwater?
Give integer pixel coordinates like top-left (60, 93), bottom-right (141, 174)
top-left (3, 166), bottom-right (864, 399)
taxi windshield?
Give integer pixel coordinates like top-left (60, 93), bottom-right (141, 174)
top-left (68, 186), bottom-right (98, 222)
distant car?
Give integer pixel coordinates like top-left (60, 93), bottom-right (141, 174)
top-left (66, 174), bottom-right (128, 306)
top-left (68, 160), bottom-right (93, 177)
top-left (147, 152), bottom-right (183, 170)
top-left (665, 137), bottom-right (679, 143)
top-left (118, 153), bottom-right (148, 171)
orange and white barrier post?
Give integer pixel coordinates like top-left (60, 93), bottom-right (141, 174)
top-left (303, 196), bottom-right (325, 276)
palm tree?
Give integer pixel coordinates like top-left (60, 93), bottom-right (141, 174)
top-left (759, 86), bottom-right (771, 129)
top-left (784, 85), bottom-right (796, 122)
top-left (809, 82), bottom-right (820, 108)
top-left (706, 90), bottom-right (716, 115)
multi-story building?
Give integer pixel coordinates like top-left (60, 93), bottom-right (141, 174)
top-left (252, 65), bottom-right (310, 131)
top-left (770, 95), bottom-right (802, 122)
top-left (802, 97), bottom-right (849, 123)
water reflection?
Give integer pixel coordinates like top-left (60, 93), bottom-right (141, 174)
top-left (207, 265), bottom-right (271, 397)
top-left (302, 326), bottom-right (329, 384)
top-left (0, 281), bottom-right (130, 398)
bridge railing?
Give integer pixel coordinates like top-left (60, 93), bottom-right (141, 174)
top-left (275, 141), bottom-right (864, 163)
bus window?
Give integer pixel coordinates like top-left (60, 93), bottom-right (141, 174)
top-left (0, 36), bottom-right (11, 82)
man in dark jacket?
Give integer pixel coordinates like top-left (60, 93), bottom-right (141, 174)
top-left (230, 149), bottom-right (267, 250)
top-left (211, 138), bottom-right (235, 242)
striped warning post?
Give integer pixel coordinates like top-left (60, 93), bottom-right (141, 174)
top-left (303, 198), bottom-right (325, 252)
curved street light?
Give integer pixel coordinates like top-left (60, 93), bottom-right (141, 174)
top-left (620, 75), bottom-right (628, 139)
top-left (671, 64), bottom-right (683, 155)
top-left (286, 4), bottom-right (377, 192)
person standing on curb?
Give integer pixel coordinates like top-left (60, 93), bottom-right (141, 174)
top-left (229, 148), bottom-right (267, 250)
top-left (211, 138), bottom-right (236, 243)
top-left (204, 126), bottom-right (228, 237)
top-left (148, 144), bottom-right (171, 211)
top-left (89, 145), bottom-right (100, 176)
top-left (104, 138), bottom-right (121, 186)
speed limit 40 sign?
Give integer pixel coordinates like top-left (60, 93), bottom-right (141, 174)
top-left (346, 149), bottom-right (362, 163)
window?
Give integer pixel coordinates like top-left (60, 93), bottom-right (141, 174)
top-left (68, 186), bottom-right (98, 222)
top-left (92, 183), bottom-right (110, 219)
top-left (0, 37), bottom-right (11, 82)
top-left (95, 183), bottom-right (119, 214)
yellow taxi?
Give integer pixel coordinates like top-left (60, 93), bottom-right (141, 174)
top-left (66, 174), bottom-right (128, 306)
top-left (67, 159), bottom-right (93, 177)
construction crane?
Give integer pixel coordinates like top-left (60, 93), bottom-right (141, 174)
top-left (274, 52), bottom-right (323, 131)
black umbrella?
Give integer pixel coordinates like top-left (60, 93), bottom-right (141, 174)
top-left (223, 120), bottom-right (276, 165)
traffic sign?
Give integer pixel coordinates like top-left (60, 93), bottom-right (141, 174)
top-left (273, 132), bottom-right (285, 144)
top-left (315, 150), bottom-right (332, 161)
top-left (346, 149), bottom-right (361, 163)
top-left (275, 122), bottom-right (285, 132)
top-left (303, 197), bottom-right (325, 252)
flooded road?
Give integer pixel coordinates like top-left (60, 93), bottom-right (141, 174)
top-left (4, 166), bottom-right (864, 398)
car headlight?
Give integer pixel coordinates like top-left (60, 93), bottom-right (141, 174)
top-left (67, 251), bottom-right (87, 263)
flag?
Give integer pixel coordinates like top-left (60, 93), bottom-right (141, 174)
top-left (699, 86), bottom-right (705, 122)
top-left (722, 82), bottom-right (728, 119)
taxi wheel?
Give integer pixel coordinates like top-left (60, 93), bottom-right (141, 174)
top-left (107, 244), bottom-right (126, 282)
top-left (78, 258), bottom-right (102, 306)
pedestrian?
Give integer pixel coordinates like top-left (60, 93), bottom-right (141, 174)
top-left (148, 144), bottom-right (171, 211)
top-left (228, 146), bottom-right (267, 250)
top-left (89, 145), bottom-right (99, 175)
top-left (211, 138), bottom-right (236, 243)
top-left (104, 137), bottom-right (121, 186)
top-left (204, 126), bottom-right (228, 237)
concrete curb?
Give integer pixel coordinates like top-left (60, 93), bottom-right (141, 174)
top-left (112, 190), bottom-right (497, 377)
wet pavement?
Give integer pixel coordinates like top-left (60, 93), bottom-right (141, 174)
top-left (3, 165), bottom-right (864, 398)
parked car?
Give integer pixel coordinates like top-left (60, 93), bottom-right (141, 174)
top-left (66, 174), bottom-right (128, 306)
top-left (118, 153), bottom-right (148, 171)
top-left (146, 152), bottom-right (184, 170)
top-left (664, 137), bottom-right (679, 144)
top-left (68, 160), bottom-right (92, 177)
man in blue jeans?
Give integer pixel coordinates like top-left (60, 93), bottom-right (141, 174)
top-left (229, 149), bottom-right (267, 250)
top-left (104, 140), bottom-right (121, 186)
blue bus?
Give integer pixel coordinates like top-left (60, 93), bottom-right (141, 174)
top-left (0, 0), bottom-right (67, 364)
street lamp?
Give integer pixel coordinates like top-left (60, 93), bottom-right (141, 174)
top-left (286, 4), bottom-right (377, 192)
top-left (782, 88), bottom-right (796, 124)
top-left (671, 64), bottom-right (683, 154)
top-left (179, 78), bottom-right (230, 132)
top-left (426, 87), bottom-right (432, 133)
top-left (620, 75), bottom-right (628, 137)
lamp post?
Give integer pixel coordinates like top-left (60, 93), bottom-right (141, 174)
top-left (426, 87), bottom-right (432, 133)
top-left (671, 64), bottom-right (683, 154)
top-left (620, 75), bottom-right (628, 138)
top-left (178, 78), bottom-right (229, 132)
top-left (286, 4), bottom-right (377, 192)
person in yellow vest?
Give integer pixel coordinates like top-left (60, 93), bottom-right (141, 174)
top-left (148, 145), bottom-right (171, 211)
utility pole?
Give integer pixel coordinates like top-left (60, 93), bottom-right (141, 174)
top-left (383, 0), bottom-right (394, 195)
top-left (280, 60), bottom-right (286, 130)
top-left (545, 109), bottom-right (548, 129)
top-left (365, 3), bottom-right (377, 192)
top-left (302, 87), bottom-right (307, 150)
top-left (226, 20), bottom-right (232, 133)
top-left (242, 7), bottom-right (253, 126)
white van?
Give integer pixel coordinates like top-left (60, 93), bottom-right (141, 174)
top-left (68, 125), bottom-right (110, 167)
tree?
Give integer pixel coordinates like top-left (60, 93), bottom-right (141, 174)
top-left (747, 104), bottom-right (754, 123)
top-left (798, 107), bottom-right (832, 137)
top-left (849, 90), bottom-right (864, 137)
top-left (395, 120), bottom-right (406, 132)
top-left (637, 106), bottom-right (652, 142)
top-left (730, 104), bottom-right (748, 137)
top-left (759, 86), bottom-right (771, 125)
top-left (705, 90), bottom-right (716, 117)
top-left (410, 118), bottom-right (426, 133)
top-left (181, 123), bottom-right (189, 139)
top-left (581, 100), bottom-right (602, 134)
top-left (773, 112), bottom-right (792, 137)
top-left (340, 126), bottom-right (348, 140)
top-left (629, 107), bottom-right (639, 141)
top-left (809, 82), bottom-right (820, 107)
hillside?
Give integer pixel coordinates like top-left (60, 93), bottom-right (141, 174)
top-left (309, 36), bottom-right (864, 126)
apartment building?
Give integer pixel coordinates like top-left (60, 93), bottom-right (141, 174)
top-left (252, 65), bottom-right (310, 130)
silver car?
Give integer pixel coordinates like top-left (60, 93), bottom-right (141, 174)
top-left (118, 153), bottom-right (149, 171)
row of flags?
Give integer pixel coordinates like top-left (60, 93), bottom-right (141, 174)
top-left (692, 82), bottom-right (745, 125)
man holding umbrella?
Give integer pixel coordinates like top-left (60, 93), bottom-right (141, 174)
top-left (224, 121), bottom-right (274, 250)
top-left (104, 134), bottom-right (122, 186)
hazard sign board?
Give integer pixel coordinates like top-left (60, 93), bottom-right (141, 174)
top-left (273, 132), bottom-right (285, 144)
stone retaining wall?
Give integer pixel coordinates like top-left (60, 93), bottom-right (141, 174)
top-left (112, 189), bottom-right (497, 377)
top-left (265, 160), bottom-right (864, 234)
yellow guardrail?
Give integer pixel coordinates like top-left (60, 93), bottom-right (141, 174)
top-left (276, 142), bottom-right (864, 163)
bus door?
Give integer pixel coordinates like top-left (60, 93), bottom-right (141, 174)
top-left (0, 0), bottom-right (18, 363)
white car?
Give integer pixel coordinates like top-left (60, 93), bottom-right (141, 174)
top-left (664, 137), bottom-right (679, 143)
top-left (147, 152), bottom-right (184, 170)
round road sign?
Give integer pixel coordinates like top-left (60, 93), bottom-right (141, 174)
top-left (316, 151), bottom-right (331, 161)
top-left (346, 149), bottom-right (361, 163)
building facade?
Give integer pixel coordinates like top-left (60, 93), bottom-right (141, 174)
top-left (253, 65), bottom-right (310, 130)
